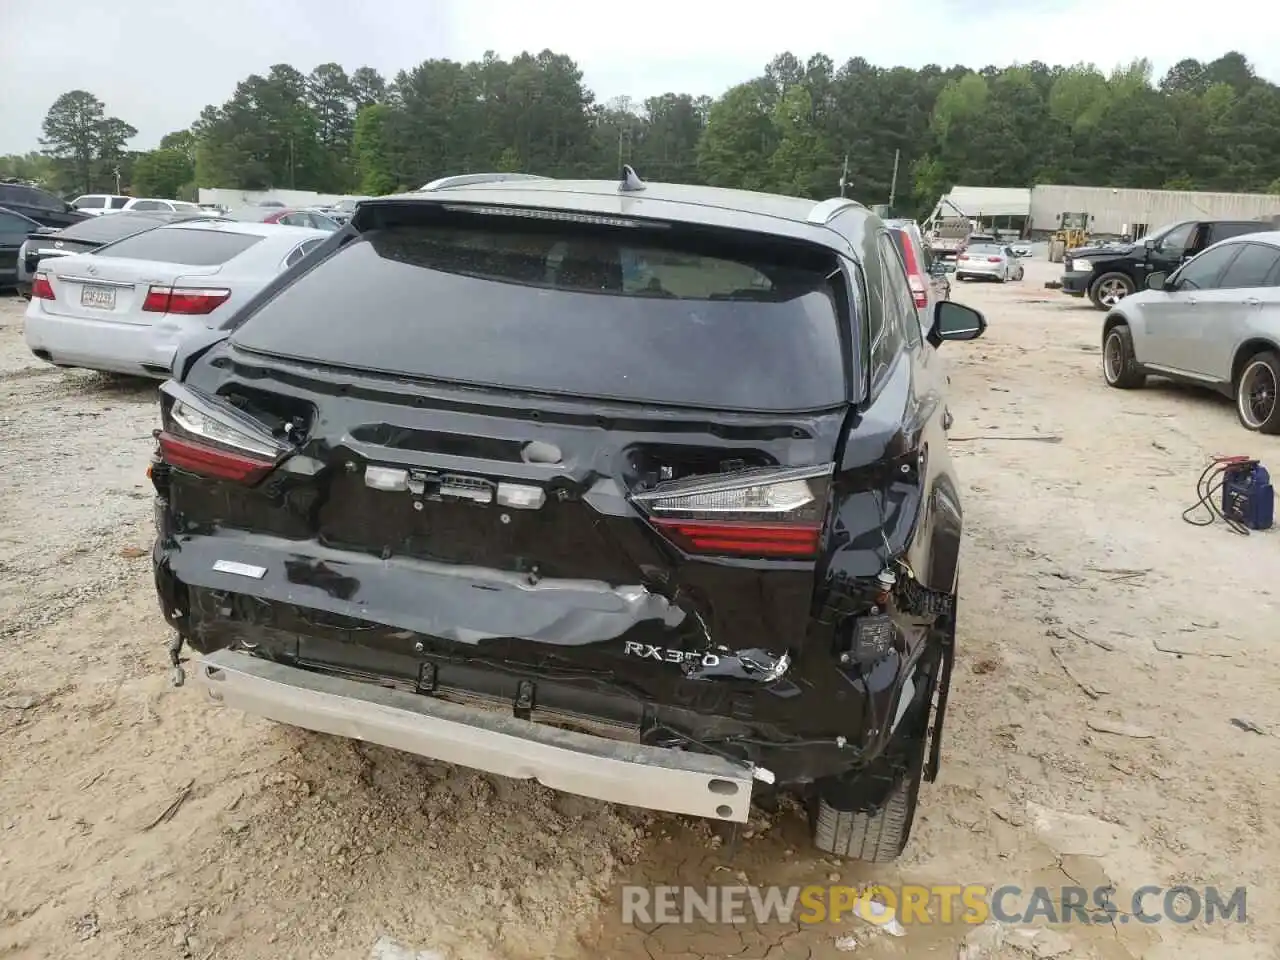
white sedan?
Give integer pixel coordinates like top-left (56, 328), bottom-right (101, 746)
top-left (24, 220), bottom-right (329, 378)
top-left (955, 243), bottom-right (1025, 283)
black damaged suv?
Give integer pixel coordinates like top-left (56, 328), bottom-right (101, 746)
top-left (150, 171), bottom-right (986, 861)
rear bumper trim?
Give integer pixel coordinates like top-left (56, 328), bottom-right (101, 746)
top-left (197, 648), bottom-right (758, 821)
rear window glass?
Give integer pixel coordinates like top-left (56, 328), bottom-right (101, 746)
top-left (75, 196), bottom-right (105, 208)
top-left (965, 244), bottom-right (1003, 255)
top-left (231, 220), bottom-right (848, 412)
top-left (109, 196), bottom-right (129, 209)
top-left (96, 227), bottom-right (262, 265)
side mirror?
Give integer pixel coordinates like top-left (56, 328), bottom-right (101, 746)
top-left (1144, 238), bottom-right (1156, 250)
top-left (1146, 272), bottom-right (1168, 291)
top-left (929, 301), bottom-right (986, 346)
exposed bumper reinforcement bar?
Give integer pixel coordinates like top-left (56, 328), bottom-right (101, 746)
top-left (197, 649), bottom-right (758, 822)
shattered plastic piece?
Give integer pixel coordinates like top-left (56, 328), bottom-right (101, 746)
top-left (854, 897), bottom-right (905, 936)
top-left (834, 933), bottom-right (859, 951)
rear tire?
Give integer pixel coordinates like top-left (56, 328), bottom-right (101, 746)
top-left (810, 692), bottom-right (929, 863)
top-left (812, 761), bottom-right (924, 862)
top-left (1102, 323), bottom-right (1146, 389)
top-left (1235, 351), bottom-right (1280, 434)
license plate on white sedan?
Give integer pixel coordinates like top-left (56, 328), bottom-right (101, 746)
top-left (80, 284), bottom-right (116, 310)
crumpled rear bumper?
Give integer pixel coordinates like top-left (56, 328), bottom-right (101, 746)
top-left (197, 648), bottom-right (764, 822)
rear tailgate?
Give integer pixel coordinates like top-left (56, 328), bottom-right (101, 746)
top-left (161, 206), bottom-right (857, 731)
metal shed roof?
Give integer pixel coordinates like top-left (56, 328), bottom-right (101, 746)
top-left (940, 186), bottom-right (1032, 218)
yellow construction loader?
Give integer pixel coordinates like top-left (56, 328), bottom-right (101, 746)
top-left (1047, 212), bottom-right (1091, 263)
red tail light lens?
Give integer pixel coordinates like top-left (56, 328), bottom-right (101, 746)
top-left (650, 519), bottom-right (822, 556)
top-left (908, 275), bottom-right (928, 308)
top-left (631, 464), bottom-right (832, 559)
top-left (159, 397), bottom-right (286, 484)
top-left (158, 431), bottom-right (277, 484)
top-left (32, 273), bottom-right (55, 300)
top-left (142, 286), bottom-right (231, 315)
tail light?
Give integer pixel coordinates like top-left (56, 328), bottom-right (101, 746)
top-left (631, 463), bottom-right (833, 558)
top-left (32, 273), bottom-right (55, 300)
top-left (158, 390), bottom-right (288, 484)
top-left (986, 257), bottom-right (1002, 263)
top-left (907, 275), bottom-right (928, 308)
top-left (142, 286), bottom-right (231, 315)
top-left (895, 233), bottom-right (930, 308)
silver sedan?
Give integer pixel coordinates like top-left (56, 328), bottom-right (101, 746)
top-left (955, 243), bottom-right (1025, 283)
top-left (23, 220), bottom-right (329, 378)
top-left (1100, 230), bottom-right (1280, 432)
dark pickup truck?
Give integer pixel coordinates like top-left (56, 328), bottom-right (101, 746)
top-left (1060, 219), bottom-right (1269, 310)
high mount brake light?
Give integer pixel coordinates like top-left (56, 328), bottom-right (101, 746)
top-left (32, 273), bottom-right (55, 300)
top-left (440, 204), bottom-right (656, 229)
top-left (159, 399), bottom-right (284, 483)
top-left (632, 464), bottom-right (833, 559)
top-left (142, 285), bottom-right (231, 315)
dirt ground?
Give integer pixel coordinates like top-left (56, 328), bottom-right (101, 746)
top-left (2, 258), bottom-right (1278, 960)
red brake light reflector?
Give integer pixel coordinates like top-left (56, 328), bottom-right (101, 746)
top-left (907, 275), bottom-right (928, 308)
top-left (987, 256), bottom-right (1002, 263)
top-left (157, 430), bottom-right (277, 484)
top-left (651, 519), bottom-right (821, 557)
top-left (32, 273), bottom-right (55, 300)
top-left (142, 286), bottom-right (231, 315)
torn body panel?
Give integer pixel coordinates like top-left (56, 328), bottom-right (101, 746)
top-left (150, 346), bottom-right (949, 787)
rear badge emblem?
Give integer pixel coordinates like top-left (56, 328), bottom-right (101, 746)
top-left (212, 560), bottom-right (267, 579)
top-left (623, 641), bottom-right (720, 667)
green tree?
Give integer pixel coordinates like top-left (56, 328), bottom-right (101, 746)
top-left (39, 90), bottom-right (136, 194)
top-left (352, 103), bottom-right (400, 194)
top-left (697, 81), bottom-right (776, 190)
top-left (132, 148), bottom-right (195, 198)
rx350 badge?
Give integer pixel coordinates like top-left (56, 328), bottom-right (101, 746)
top-left (623, 641), bottom-right (721, 667)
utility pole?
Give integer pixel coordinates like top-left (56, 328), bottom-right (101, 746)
top-left (838, 154), bottom-right (849, 198)
top-left (113, 166), bottom-right (121, 194)
top-left (888, 149), bottom-right (901, 212)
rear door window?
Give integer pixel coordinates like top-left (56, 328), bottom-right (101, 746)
top-left (1207, 222), bottom-right (1262, 245)
top-left (1218, 243), bottom-right (1280, 288)
top-left (230, 219), bottom-right (849, 412)
top-left (0, 211), bottom-right (33, 239)
top-left (75, 196), bottom-right (105, 209)
top-left (108, 196), bottom-right (129, 209)
top-left (95, 227), bottom-right (262, 265)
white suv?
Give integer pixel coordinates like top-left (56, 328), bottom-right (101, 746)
top-left (71, 194), bottom-right (131, 216)
top-left (121, 198), bottom-right (203, 214)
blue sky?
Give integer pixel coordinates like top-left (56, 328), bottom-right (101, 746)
top-left (2, 0), bottom-right (1278, 154)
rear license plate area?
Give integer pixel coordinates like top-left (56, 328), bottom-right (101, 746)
top-left (80, 284), bottom-right (116, 309)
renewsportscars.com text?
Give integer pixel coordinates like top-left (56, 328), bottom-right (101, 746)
top-left (621, 884), bottom-right (1248, 926)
